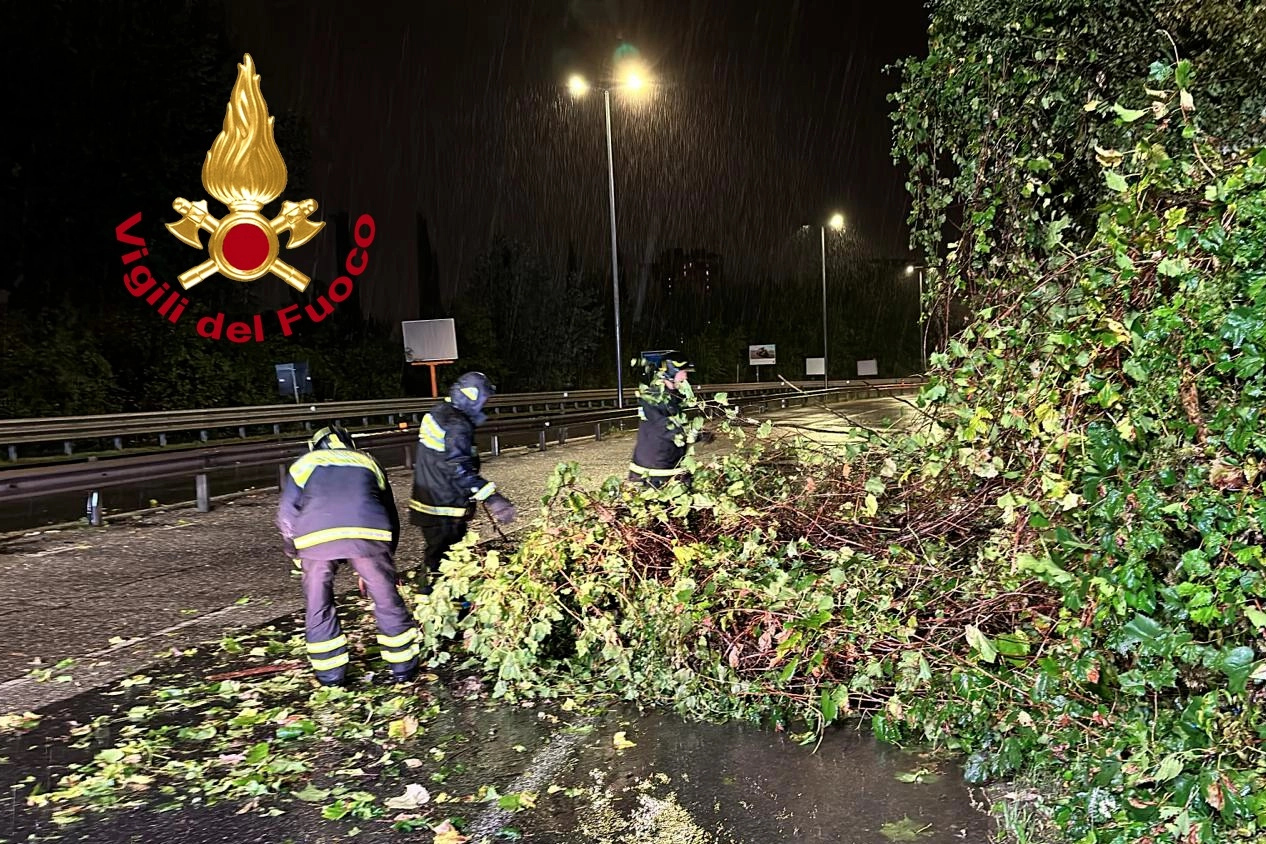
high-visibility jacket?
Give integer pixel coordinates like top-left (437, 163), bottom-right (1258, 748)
top-left (409, 399), bottom-right (497, 520)
top-left (277, 446), bottom-right (399, 560)
top-left (629, 391), bottom-right (690, 482)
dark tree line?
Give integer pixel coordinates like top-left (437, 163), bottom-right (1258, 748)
top-left (0, 0), bottom-right (924, 418)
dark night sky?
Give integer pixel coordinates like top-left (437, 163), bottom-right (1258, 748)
top-left (213, 0), bottom-right (929, 323)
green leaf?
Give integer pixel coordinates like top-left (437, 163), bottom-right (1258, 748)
top-left (244, 741), bottom-right (270, 765)
top-left (293, 784), bottom-right (332, 802)
top-left (1217, 646), bottom-right (1256, 694)
top-left (1112, 103), bottom-right (1149, 122)
top-left (1175, 59), bottom-right (1192, 88)
top-left (1245, 607), bottom-right (1266, 629)
top-left (964, 625), bottom-right (998, 664)
top-left (1155, 754), bottom-right (1184, 783)
top-left (879, 816), bottom-right (934, 841)
top-left (820, 686), bottom-right (838, 723)
top-left (1104, 170), bottom-right (1128, 192)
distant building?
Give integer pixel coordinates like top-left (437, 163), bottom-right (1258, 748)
top-left (652, 248), bottom-right (722, 322)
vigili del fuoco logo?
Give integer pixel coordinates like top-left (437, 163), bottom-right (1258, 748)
top-left (114, 54), bottom-right (376, 342)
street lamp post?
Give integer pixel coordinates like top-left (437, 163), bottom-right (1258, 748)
top-left (601, 88), bottom-right (624, 408)
top-left (568, 68), bottom-right (649, 409)
top-left (819, 213), bottom-right (845, 389)
top-left (906, 264), bottom-right (927, 372)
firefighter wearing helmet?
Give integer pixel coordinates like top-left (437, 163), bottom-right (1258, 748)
top-left (628, 351), bottom-right (702, 488)
top-left (409, 372), bottom-right (516, 591)
top-left (276, 424), bottom-right (418, 686)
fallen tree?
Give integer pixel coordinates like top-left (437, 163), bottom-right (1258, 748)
top-left (416, 62), bottom-right (1266, 843)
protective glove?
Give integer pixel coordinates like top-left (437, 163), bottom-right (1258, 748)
top-left (485, 493), bottom-right (517, 525)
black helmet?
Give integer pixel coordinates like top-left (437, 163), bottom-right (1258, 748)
top-left (450, 371), bottom-right (495, 416)
top-left (309, 423), bottom-right (353, 451)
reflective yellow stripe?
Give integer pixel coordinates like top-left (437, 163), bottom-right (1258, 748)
top-left (382, 644), bottom-right (420, 663)
top-left (289, 451), bottom-right (386, 488)
top-left (309, 652), bottom-right (349, 671)
top-left (472, 482), bottom-right (496, 502)
top-left (294, 527), bottom-right (393, 549)
top-left (460, 386), bottom-right (479, 401)
top-left (419, 414), bottom-right (446, 452)
top-left (629, 462), bottom-right (687, 478)
top-left (307, 635), bottom-right (347, 654)
top-left (377, 628), bottom-right (417, 649)
top-left (409, 499), bottom-right (468, 518)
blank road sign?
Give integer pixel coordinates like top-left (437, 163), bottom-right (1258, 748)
top-left (402, 319), bottom-right (458, 363)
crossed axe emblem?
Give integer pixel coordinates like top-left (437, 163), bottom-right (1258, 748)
top-left (166, 198), bottom-right (325, 292)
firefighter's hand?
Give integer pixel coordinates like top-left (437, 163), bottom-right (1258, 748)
top-left (486, 493), bottom-right (517, 525)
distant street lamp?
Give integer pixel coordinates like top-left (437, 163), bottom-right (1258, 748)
top-left (566, 62), bottom-right (653, 409)
top-left (820, 213), bottom-right (845, 388)
top-left (905, 264), bottom-right (927, 372)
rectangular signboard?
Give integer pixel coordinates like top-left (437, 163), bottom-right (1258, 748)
top-left (402, 319), bottom-right (458, 363)
top-left (856, 358), bottom-right (879, 377)
top-left (805, 357), bottom-right (825, 376)
top-left (749, 344), bottom-right (776, 366)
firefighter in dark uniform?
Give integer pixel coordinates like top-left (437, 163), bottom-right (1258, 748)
top-left (409, 372), bottom-right (516, 591)
top-left (628, 352), bottom-right (701, 488)
top-left (276, 424), bottom-right (418, 687)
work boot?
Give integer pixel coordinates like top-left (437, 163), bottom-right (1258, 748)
top-left (392, 665), bottom-right (419, 685)
top-left (317, 675), bottom-right (346, 688)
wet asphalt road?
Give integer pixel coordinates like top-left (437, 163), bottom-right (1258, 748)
top-left (0, 395), bottom-right (994, 844)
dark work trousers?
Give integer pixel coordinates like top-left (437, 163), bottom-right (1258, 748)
top-left (417, 514), bottom-right (471, 592)
top-left (301, 554), bottom-right (419, 684)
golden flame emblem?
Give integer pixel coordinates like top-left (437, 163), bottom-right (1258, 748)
top-left (166, 54), bottom-right (324, 291)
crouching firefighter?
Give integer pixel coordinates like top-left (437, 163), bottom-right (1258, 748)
top-left (410, 372), bottom-right (516, 592)
top-left (276, 425), bottom-right (419, 686)
top-left (628, 352), bottom-right (703, 488)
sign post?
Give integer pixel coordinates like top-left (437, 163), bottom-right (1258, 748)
top-left (402, 319), bottom-right (458, 398)
top-left (275, 362), bottom-right (312, 403)
top-left (748, 344), bottom-right (776, 381)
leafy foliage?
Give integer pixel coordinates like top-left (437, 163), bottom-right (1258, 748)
top-left (412, 59), bottom-right (1266, 842)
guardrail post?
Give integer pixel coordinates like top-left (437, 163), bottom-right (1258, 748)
top-left (200, 430), bottom-right (208, 442)
top-left (238, 426), bottom-right (247, 438)
top-left (113, 437), bottom-right (123, 450)
top-left (7, 446), bottom-right (16, 462)
top-left (538, 430), bottom-right (547, 452)
top-left (388, 415), bottom-right (395, 426)
top-left (273, 424), bottom-right (280, 436)
top-left (86, 491), bottom-right (102, 527)
top-left (558, 426), bottom-right (568, 445)
top-left (362, 417), bottom-right (369, 427)
top-left (64, 441), bottom-right (73, 456)
top-left (594, 422), bottom-right (603, 441)
top-left (195, 473), bottom-right (211, 512)
top-left (491, 434), bottom-right (501, 457)
top-left (159, 434), bottom-right (167, 447)
top-left (277, 463), bottom-right (287, 490)
top-left (403, 446), bottom-right (413, 469)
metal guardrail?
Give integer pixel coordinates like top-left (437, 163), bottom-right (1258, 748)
top-left (0, 382), bottom-right (924, 514)
top-left (0, 378), bottom-right (924, 459)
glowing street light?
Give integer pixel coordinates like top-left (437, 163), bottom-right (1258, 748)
top-left (565, 66), bottom-right (656, 408)
top-left (829, 213), bottom-right (845, 231)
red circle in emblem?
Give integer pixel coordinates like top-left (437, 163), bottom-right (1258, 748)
top-left (222, 222), bottom-right (270, 272)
